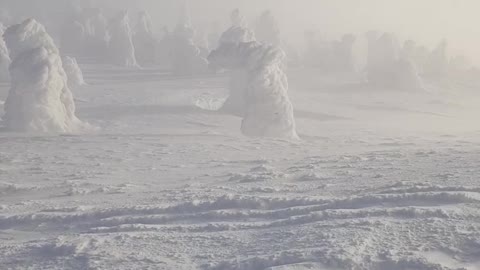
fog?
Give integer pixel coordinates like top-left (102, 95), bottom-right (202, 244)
top-left (1, 1), bottom-right (480, 269)
top-left (1, 0), bottom-right (479, 64)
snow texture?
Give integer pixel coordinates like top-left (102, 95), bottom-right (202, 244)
top-left (108, 11), bottom-right (138, 68)
top-left (3, 19), bottom-right (89, 133)
top-left (209, 41), bottom-right (298, 139)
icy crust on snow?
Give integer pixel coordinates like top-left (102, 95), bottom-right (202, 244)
top-left (0, 23), bottom-right (11, 81)
top-left (62, 56), bottom-right (85, 88)
top-left (3, 19), bottom-right (89, 133)
top-left (209, 41), bottom-right (298, 139)
top-left (108, 11), bottom-right (138, 68)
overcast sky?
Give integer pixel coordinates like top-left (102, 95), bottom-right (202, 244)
top-left (1, 0), bottom-right (478, 64)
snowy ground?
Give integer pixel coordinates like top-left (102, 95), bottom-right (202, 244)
top-left (1, 62), bottom-right (480, 270)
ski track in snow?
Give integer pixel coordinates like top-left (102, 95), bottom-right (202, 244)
top-left (1, 64), bottom-right (480, 269)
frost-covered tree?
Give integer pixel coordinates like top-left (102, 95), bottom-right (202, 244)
top-left (60, 20), bottom-right (86, 55)
top-left (86, 8), bottom-right (110, 59)
top-left (425, 39), bottom-right (449, 77)
top-left (134, 11), bottom-right (156, 65)
top-left (214, 9), bottom-right (256, 116)
top-left (170, 2), bottom-right (208, 75)
top-left (254, 10), bottom-right (281, 46)
top-left (209, 41), bottom-right (298, 139)
top-left (0, 23), bottom-right (11, 81)
top-left (62, 56), bottom-right (86, 88)
top-left (108, 11), bottom-right (138, 68)
top-left (3, 19), bottom-right (89, 132)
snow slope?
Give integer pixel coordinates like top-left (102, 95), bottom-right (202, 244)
top-left (1, 62), bottom-right (480, 269)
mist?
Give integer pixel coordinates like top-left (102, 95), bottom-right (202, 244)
top-left (0, 1), bottom-right (479, 269)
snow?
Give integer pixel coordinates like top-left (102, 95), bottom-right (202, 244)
top-left (366, 32), bottom-right (424, 90)
top-left (1, 57), bottom-right (480, 269)
top-left (1, 3), bottom-right (480, 270)
top-left (209, 41), bottom-right (298, 139)
top-left (2, 19), bottom-right (89, 133)
top-left (170, 23), bottom-right (208, 76)
top-left (0, 23), bottom-right (11, 82)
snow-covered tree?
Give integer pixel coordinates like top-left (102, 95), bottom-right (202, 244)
top-left (0, 23), bottom-right (11, 81)
top-left (60, 20), bottom-right (86, 55)
top-left (62, 56), bottom-right (86, 88)
top-left (86, 8), bottom-right (110, 59)
top-left (213, 9), bottom-right (256, 116)
top-left (108, 11), bottom-right (138, 68)
top-left (425, 39), bottom-right (449, 77)
top-left (134, 11), bottom-right (156, 65)
top-left (3, 19), bottom-right (89, 132)
top-left (209, 41), bottom-right (298, 139)
top-left (254, 10), bottom-right (281, 46)
top-left (170, 2), bottom-right (208, 75)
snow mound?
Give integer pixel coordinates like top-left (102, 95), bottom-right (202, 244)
top-left (108, 11), bottom-right (138, 68)
top-left (3, 19), bottom-right (90, 133)
top-left (209, 42), bottom-right (298, 139)
top-left (366, 32), bottom-right (423, 90)
top-left (62, 56), bottom-right (86, 88)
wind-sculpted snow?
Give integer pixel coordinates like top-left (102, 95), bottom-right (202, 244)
top-left (209, 41), bottom-right (298, 139)
top-left (170, 23), bottom-right (208, 76)
top-left (2, 19), bottom-right (89, 133)
top-left (133, 11), bottom-right (156, 65)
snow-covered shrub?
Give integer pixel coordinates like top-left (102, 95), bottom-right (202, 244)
top-left (3, 19), bottom-right (89, 132)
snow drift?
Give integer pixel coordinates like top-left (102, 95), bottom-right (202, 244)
top-left (108, 11), bottom-right (138, 68)
top-left (134, 11), bottom-right (156, 65)
top-left (209, 41), bottom-right (298, 139)
top-left (3, 19), bottom-right (89, 132)
top-left (254, 10), bottom-right (281, 46)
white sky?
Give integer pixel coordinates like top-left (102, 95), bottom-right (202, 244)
top-left (2, 0), bottom-right (479, 64)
